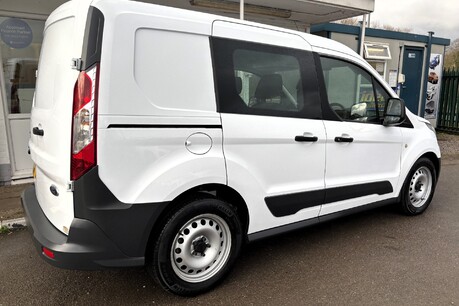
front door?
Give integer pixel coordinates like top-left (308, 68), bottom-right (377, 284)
top-left (319, 56), bottom-right (403, 216)
top-left (401, 47), bottom-right (424, 115)
top-left (0, 17), bottom-right (45, 179)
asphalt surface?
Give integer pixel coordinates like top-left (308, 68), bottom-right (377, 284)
top-left (1, 163), bottom-right (459, 305)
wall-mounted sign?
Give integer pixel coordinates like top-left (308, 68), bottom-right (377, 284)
top-left (408, 53), bottom-right (416, 58)
top-left (388, 70), bottom-right (398, 88)
top-left (424, 53), bottom-right (443, 119)
top-left (0, 18), bottom-right (33, 49)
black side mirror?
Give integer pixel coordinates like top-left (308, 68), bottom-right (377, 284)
top-left (383, 98), bottom-right (406, 126)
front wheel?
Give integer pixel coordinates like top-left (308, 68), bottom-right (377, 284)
top-left (148, 198), bottom-right (243, 296)
top-left (400, 157), bottom-right (437, 215)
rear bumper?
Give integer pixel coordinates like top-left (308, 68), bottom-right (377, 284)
top-left (21, 185), bottom-right (145, 269)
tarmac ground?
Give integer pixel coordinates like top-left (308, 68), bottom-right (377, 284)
top-left (0, 161), bottom-right (458, 304)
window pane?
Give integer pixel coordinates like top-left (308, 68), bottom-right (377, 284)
top-left (374, 81), bottom-right (391, 118)
top-left (212, 37), bottom-right (321, 119)
top-left (364, 43), bottom-right (391, 60)
top-left (320, 57), bottom-right (380, 123)
top-left (233, 49), bottom-right (302, 112)
top-left (0, 17), bottom-right (44, 114)
top-left (368, 61), bottom-right (385, 77)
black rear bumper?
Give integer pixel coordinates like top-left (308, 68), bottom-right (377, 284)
top-left (21, 186), bottom-right (144, 269)
top-left (21, 167), bottom-right (169, 270)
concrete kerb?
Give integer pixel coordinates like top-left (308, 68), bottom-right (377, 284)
top-left (0, 217), bottom-right (26, 230)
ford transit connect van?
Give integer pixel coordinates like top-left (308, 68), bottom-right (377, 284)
top-left (22, 0), bottom-right (441, 296)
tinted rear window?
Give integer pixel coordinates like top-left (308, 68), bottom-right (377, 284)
top-left (211, 37), bottom-right (322, 119)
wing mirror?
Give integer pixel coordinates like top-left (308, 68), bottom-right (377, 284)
top-left (383, 98), bottom-right (406, 126)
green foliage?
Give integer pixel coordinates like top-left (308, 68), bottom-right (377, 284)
top-left (445, 38), bottom-right (459, 69)
top-left (445, 51), bottom-right (459, 70)
top-left (335, 18), bottom-right (413, 33)
top-left (0, 225), bottom-right (10, 234)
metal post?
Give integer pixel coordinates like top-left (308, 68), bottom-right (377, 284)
top-left (240, 0), bottom-right (244, 20)
top-left (420, 31), bottom-right (434, 117)
top-left (358, 14), bottom-right (367, 56)
top-left (396, 43), bottom-right (404, 95)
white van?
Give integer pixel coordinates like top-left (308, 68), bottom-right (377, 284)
top-left (22, 0), bottom-right (441, 296)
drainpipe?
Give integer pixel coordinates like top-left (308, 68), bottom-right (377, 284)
top-left (240, 0), bottom-right (244, 20)
top-left (420, 31), bottom-right (434, 117)
top-left (358, 14), bottom-right (367, 56)
top-left (396, 43), bottom-right (404, 95)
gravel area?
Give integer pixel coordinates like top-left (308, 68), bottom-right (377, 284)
top-left (437, 132), bottom-right (459, 162)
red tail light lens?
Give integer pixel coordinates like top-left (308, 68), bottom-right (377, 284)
top-left (42, 247), bottom-right (55, 259)
top-left (71, 64), bottom-right (99, 180)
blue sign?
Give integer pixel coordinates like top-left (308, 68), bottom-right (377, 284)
top-left (0, 18), bottom-right (33, 49)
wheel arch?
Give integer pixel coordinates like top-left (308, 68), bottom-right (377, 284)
top-left (145, 183), bottom-right (250, 258)
top-left (398, 152), bottom-right (439, 215)
top-left (420, 151), bottom-right (441, 180)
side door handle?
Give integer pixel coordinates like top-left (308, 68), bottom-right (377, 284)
top-left (32, 127), bottom-right (44, 136)
top-left (334, 136), bottom-right (353, 143)
top-left (295, 135), bottom-right (318, 142)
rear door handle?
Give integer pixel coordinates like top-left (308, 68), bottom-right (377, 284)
top-left (295, 135), bottom-right (318, 142)
top-left (32, 127), bottom-right (44, 136)
top-left (334, 136), bottom-right (353, 143)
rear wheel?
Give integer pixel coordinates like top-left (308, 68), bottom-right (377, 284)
top-left (400, 158), bottom-right (437, 215)
top-left (148, 198), bottom-right (243, 296)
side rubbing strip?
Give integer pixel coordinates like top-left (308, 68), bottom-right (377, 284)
top-left (265, 190), bottom-right (325, 218)
top-left (324, 181), bottom-right (393, 204)
top-left (265, 181), bottom-right (393, 217)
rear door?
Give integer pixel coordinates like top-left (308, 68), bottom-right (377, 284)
top-left (29, 0), bottom-right (91, 234)
top-left (212, 22), bottom-right (326, 234)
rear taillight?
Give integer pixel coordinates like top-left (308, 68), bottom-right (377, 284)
top-left (42, 247), bottom-right (55, 259)
top-left (71, 64), bottom-right (99, 181)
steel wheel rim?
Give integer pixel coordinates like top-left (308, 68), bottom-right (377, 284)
top-left (170, 213), bottom-right (232, 283)
top-left (409, 166), bottom-right (433, 208)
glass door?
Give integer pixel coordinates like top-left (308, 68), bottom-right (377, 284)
top-left (0, 17), bottom-right (45, 179)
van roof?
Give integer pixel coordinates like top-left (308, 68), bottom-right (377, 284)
top-left (87, 0), bottom-right (360, 59)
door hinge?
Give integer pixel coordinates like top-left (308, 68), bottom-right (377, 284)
top-left (71, 58), bottom-right (83, 71)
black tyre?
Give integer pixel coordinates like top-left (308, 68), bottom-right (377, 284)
top-left (400, 157), bottom-right (437, 215)
top-left (148, 197), bottom-right (243, 296)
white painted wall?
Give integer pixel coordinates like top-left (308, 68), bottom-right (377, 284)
top-left (0, 102), bottom-right (10, 165)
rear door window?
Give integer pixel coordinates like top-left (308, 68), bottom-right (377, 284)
top-left (212, 37), bottom-right (322, 119)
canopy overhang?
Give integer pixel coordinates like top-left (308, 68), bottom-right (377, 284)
top-left (0, 0), bottom-right (374, 30)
